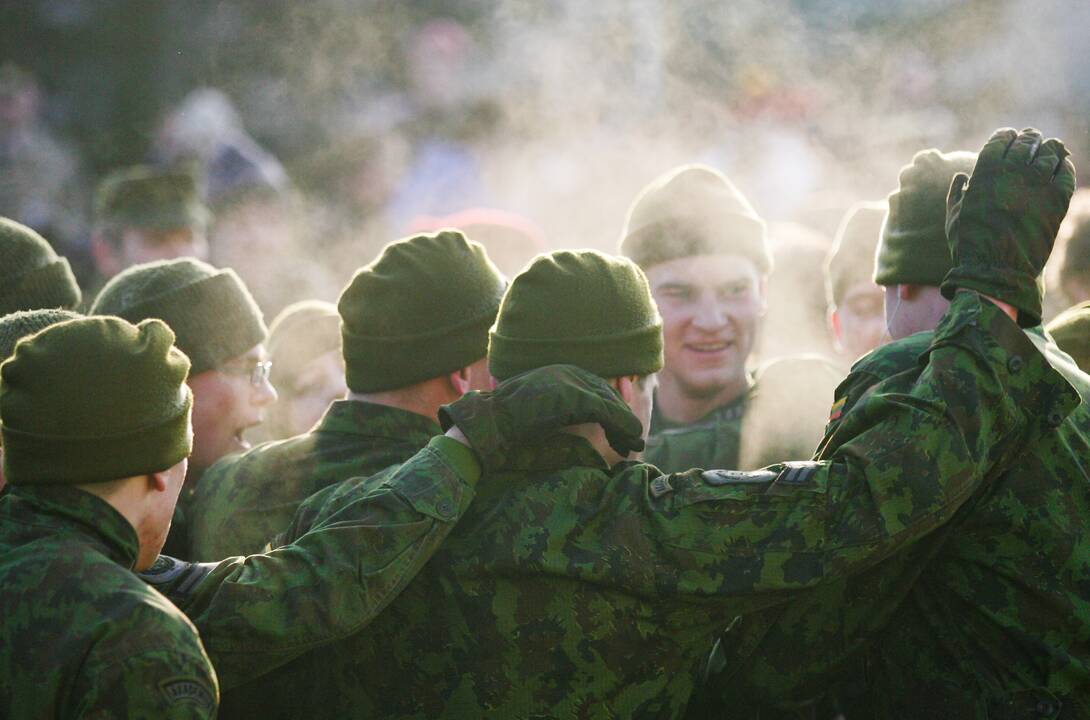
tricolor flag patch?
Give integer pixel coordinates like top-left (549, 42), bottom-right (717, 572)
top-left (828, 397), bottom-right (847, 422)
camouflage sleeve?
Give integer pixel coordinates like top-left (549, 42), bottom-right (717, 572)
top-left (141, 436), bottom-right (480, 690)
top-left (646, 293), bottom-right (1075, 596)
top-left (78, 648), bottom-right (219, 719)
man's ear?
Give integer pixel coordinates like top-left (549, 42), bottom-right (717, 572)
top-left (898, 284), bottom-right (920, 301)
top-left (147, 472), bottom-right (168, 493)
top-left (829, 307), bottom-right (843, 342)
top-left (448, 367), bottom-right (472, 396)
top-left (614, 376), bottom-right (638, 405)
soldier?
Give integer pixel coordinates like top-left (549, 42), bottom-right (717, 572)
top-left (189, 230), bottom-right (505, 558)
top-left (90, 166), bottom-right (211, 286)
top-left (824, 201), bottom-right (888, 363)
top-left (0, 216), bottom-right (82, 316)
top-left (0, 308), bottom-right (81, 493)
top-left (1047, 301), bottom-right (1090, 372)
top-left (257, 300), bottom-right (346, 443)
top-left (0, 316), bottom-right (219, 717)
top-left (228, 120), bottom-right (1073, 717)
top-left (705, 129), bottom-right (1090, 718)
top-left (90, 257), bottom-right (276, 556)
top-left (619, 164), bottom-right (826, 472)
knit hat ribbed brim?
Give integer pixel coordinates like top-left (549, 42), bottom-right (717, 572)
top-left (874, 150), bottom-right (977, 287)
top-left (90, 258), bottom-right (266, 374)
top-left (0, 308), bottom-right (82, 363)
top-left (1, 317), bottom-right (193, 485)
top-left (338, 230), bottom-right (506, 392)
top-left (489, 250), bottom-right (663, 381)
top-left (620, 164), bottom-right (771, 273)
top-left (0, 217), bottom-right (82, 315)
top-left (825, 201), bottom-right (887, 307)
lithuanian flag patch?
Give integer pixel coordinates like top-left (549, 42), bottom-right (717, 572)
top-left (828, 397), bottom-right (847, 422)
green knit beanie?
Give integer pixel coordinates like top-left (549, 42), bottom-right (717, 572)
top-left (0, 308), bottom-right (82, 363)
top-left (489, 250), bottom-right (664, 380)
top-left (338, 230), bottom-right (506, 392)
top-left (95, 166), bottom-right (210, 232)
top-left (620, 164), bottom-right (772, 273)
top-left (825, 201), bottom-right (886, 307)
top-left (1046, 301), bottom-right (1090, 372)
top-left (91, 258), bottom-right (267, 375)
top-left (874, 149), bottom-right (977, 287)
top-left (0, 217), bottom-right (82, 315)
top-left (1, 316), bottom-right (193, 485)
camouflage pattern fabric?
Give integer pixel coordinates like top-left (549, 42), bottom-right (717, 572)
top-left (214, 292), bottom-right (1073, 719)
top-left (0, 485), bottom-right (218, 718)
top-left (698, 323), bottom-right (1090, 718)
top-left (644, 383), bottom-right (750, 472)
top-left (189, 400), bottom-right (440, 558)
top-left (142, 436), bottom-right (479, 692)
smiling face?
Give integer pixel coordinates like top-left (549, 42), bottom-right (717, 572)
top-left (187, 343), bottom-right (277, 472)
top-left (645, 253), bottom-right (766, 409)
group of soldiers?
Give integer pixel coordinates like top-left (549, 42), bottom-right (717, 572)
top-left (1, 126), bottom-right (1089, 719)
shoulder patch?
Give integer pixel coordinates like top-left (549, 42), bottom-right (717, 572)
top-left (701, 469), bottom-right (778, 486)
top-left (775, 462), bottom-right (820, 486)
top-left (649, 475), bottom-right (674, 498)
top-left (159, 677), bottom-right (215, 712)
top-left (828, 396), bottom-right (846, 422)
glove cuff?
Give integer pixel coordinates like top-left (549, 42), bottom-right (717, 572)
top-left (941, 268), bottom-right (1041, 328)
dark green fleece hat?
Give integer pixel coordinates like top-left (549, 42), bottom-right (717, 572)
top-left (0, 217), bottom-right (82, 315)
top-left (95, 166), bottom-right (209, 231)
top-left (620, 164), bottom-right (771, 273)
top-left (489, 250), bottom-right (663, 380)
top-left (874, 149), bottom-right (977, 287)
top-left (91, 258), bottom-right (267, 374)
top-left (338, 230), bottom-right (506, 392)
top-left (825, 201), bottom-right (886, 307)
top-left (1046, 301), bottom-right (1090, 372)
top-left (0, 308), bottom-right (81, 363)
top-left (1, 316), bottom-right (193, 485)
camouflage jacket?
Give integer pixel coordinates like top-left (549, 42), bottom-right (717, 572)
top-left (215, 293), bottom-right (1074, 719)
top-left (142, 436), bottom-right (479, 694)
top-left (702, 325), bottom-right (1090, 719)
top-left (645, 356), bottom-right (840, 474)
top-left (189, 400), bottom-right (440, 558)
top-left (0, 485), bottom-right (219, 718)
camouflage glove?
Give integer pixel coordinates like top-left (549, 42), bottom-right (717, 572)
top-left (438, 364), bottom-right (645, 469)
top-left (942, 127), bottom-right (1076, 327)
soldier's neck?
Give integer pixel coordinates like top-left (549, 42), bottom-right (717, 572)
top-left (655, 372), bottom-right (749, 425)
top-left (347, 380), bottom-right (454, 423)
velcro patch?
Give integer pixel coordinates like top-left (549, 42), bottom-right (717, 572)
top-left (776, 462), bottom-right (819, 486)
top-left (702, 469), bottom-right (778, 486)
top-left (828, 397), bottom-right (846, 422)
top-left (649, 476), bottom-right (674, 498)
top-left (160, 678), bottom-right (215, 712)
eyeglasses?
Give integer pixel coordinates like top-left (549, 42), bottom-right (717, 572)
top-left (219, 360), bottom-right (272, 387)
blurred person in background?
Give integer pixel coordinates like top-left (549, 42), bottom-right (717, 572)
top-left (762, 221), bottom-right (836, 361)
top-left (0, 217), bottom-right (82, 316)
top-left (1046, 301), bottom-right (1090, 373)
top-left (89, 166), bottom-right (210, 297)
top-left (189, 231), bottom-right (504, 559)
top-left (824, 201), bottom-right (888, 364)
top-left (1053, 190), bottom-right (1090, 311)
top-left (0, 64), bottom-right (86, 270)
top-left (407, 207), bottom-right (547, 277)
top-left (254, 300), bottom-right (346, 444)
top-left (90, 257), bottom-right (275, 557)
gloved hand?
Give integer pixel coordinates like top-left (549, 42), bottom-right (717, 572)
top-left (942, 127), bottom-right (1076, 327)
top-left (438, 364), bottom-right (645, 469)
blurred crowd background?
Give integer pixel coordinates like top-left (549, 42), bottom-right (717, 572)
top-left (4, 0), bottom-right (1090, 360)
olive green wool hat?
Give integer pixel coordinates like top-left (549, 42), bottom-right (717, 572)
top-left (874, 149), bottom-right (977, 287)
top-left (95, 166), bottom-right (209, 232)
top-left (1, 316), bottom-right (193, 485)
top-left (825, 201), bottom-right (886, 308)
top-left (0, 308), bottom-right (81, 363)
top-left (620, 164), bottom-right (771, 273)
top-left (489, 250), bottom-right (663, 380)
top-left (268, 300), bottom-right (342, 393)
top-left (0, 217), bottom-right (82, 315)
top-left (338, 230), bottom-right (506, 393)
top-left (1046, 301), bottom-right (1090, 373)
top-left (91, 258), bottom-right (267, 375)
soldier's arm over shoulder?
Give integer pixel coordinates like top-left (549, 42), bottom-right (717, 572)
top-left (649, 293), bottom-right (1076, 591)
